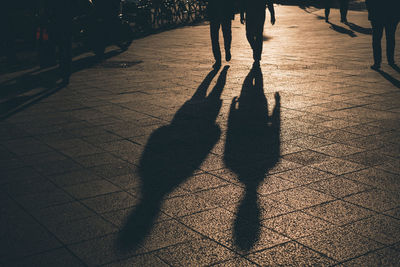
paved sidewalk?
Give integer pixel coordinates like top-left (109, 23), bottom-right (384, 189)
top-left (1, 5), bottom-right (400, 266)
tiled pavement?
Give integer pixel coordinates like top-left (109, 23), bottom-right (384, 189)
top-left (1, 4), bottom-right (400, 267)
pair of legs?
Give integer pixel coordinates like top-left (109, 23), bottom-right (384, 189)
top-left (245, 9), bottom-right (266, 66)
top-left (56, 32), bottom-right (72, 84)
top-left (210, 18), bottom-right (232, 68)
top-left (325, 0), bottom-right (349, 23)
top-left (370, 19), bottom-right (398, 68)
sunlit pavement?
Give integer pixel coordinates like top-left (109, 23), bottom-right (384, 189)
top-left (1, 4), bottom-right (400, 266)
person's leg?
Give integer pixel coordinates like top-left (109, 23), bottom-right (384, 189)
top-left (340, 0), bottom-right (349, 23)
top-left (252, 10), bottom-right (266, 64)
top-left (385, 20), bottom-right (398, 65)
top-left (325, 0), bottom-right (331, 22)
top-left (210, 20), bottom-right (222, 67)
top-left (371, 20), bottom-right (384, 69)
top-left (221, 18), bottom-right (232, 61)
top-left (58, 31), bottom-right (72, 83)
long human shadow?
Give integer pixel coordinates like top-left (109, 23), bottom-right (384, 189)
top-left (118, 66), bottom-right (229, 251)
top-left (347, 22), bottom-right (372, 35)
top-left (0, 50), bottom-right (123, 120)
top-left (327, 21), bottom-right (357, 37)
top-left (373, 68), bottom-right (400, 88)
top-left (224, 67), bottom-right (281, 251)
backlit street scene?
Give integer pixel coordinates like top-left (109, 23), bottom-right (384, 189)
top-left (1, 0), bottom-right (400, 266)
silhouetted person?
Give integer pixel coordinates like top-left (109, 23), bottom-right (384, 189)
top-left (366, 0), bottom-right (400, 70)
top-left (118, 66), bottom-right (229, 251)
top-left (325, 0), bottom-right (349, 23)
top-left (240, 0), bottom-right (275, 68)
top-left (207, 0), bottom-right (235, 69)
top-left (224, 67), bottom-right (280, 251)
top-left (46, 0), bottom-right (76, 85)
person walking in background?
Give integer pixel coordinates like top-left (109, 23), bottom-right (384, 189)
top-left (325, 0), bottom-right (349, 23)
top-left (240, 0), bottom-right (275, 68)
top-left (366, 0), bottom-right (400, 70)
top-left (46, 0), bottom-right (76, 85)
top-left (207, 0), bottom-right (235, 69)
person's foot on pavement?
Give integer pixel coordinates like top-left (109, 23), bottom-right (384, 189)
top-left (370, 64), bottom-right (380, 71)
top-left (225, 50), bottom-right (231, 62)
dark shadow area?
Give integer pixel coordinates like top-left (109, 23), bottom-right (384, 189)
top-left (224, 67), bottom-right (281, 251)
top-left (374, 68), bottom-right (400, 88)
top-left (0, 49), bottom-right (123, 120)
top-left (263, 35), bottom-right (273, 42)
top-left (327, 21), bottom-right (357, 37)
top-left (118, 66), bottom-right (229, 251)
top-left (347, 22), bottom-right (372, 35)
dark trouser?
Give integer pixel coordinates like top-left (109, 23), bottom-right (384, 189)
top-left (371, 19), bottom-right (398, 65)
top-left (246, 9), bottom-right (265, 61)
top-left (56, 33), bottom-right (72, 80)
top-left (210, 18), bottom-right (232, 62)
top-left (325, 0), bottom-right (349, 21)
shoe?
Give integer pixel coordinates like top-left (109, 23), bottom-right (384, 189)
top-left (370, 64), bottom-right (380, 70)
top-left (341, 18), bottom-right (348, 24)
top-left (325, 17), bottom-right (329, 22)
top-left (212, 60), bottom-right (221, 70)
top-left (225, 50), bottom-right (231, 62)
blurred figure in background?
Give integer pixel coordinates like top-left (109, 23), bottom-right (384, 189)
top-left (366, 0), bottom-right (400, 70)
top-left (325, 0), bottom-right (349, 23)
top-left (207, 0), bottom-right (235, 69)
top-left (45, 0), bottom-right (77, 84)
top-left (240, 0), bottom-right (275, 68)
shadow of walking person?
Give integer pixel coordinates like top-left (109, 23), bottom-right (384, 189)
top-left (224, 67), bottom-right (280, 252)
top-left (118, 66), bottom-right (230, 251)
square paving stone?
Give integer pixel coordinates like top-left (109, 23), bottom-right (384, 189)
top-left (246, 241), bottom-right (336, 266)
top-left (275, 166), bottom-right (334, 185)
top-left (257, 174), bottom-right (298, 196)
top-left (344, 168), bottom-right (400, 192)
top-left (103, 252), bottom-right (168, 267)
top-left (314, 129), bottom-right (363, 143)
top-left (139, 220), bottom-right (202, 252)
top-left (194, 184), bottom-right (244, 208)
top-left (375, 158), bottom-right (400, 174)
top-left (46, 215), bottom-right (118, 244)
top-left (303, 200), bottom-right (376, 226)
top-left (179, 207), bottom-right (235, 236)
top-left (74, 153), bottom-right (125, 168)
top-left (297, 227), bottom-right (384, 262)
top-left (81, 191), bottom-right (138, 214)
top-left (343, 189), bottom-right (400, 212)
top-left (267, 186), bottom-right (334, 210)
top-left (161, 193), bottom-right (217, 217)
top-left (68, 233), bottom-right (146, 266)
top-left (341, 247), bottom-right (400, 267)
top-left (156, 238), bottom-right (236, 267)
top-left (212, 257), bottom-right (258, 266)
top-left (103, 207), bottom-right (171, 228)
top-left (344, 150), bottom-right (394, 167)
top-left (49, 169), bottom-right (103, 187)
top-left (3, 248), bottom-right (85, 267)
top-left (347, 214), bottom-right (400, 245)
top-left (312, 143), bottom-right (365, 157)
top-left (262, 211), bottom-right (334, 239)
top-left (180, 173), bottom-right (229, 193)
top-left (310, 158), bottom-right (367, 175)
top-left (283, 149), bottom-right (333, 166)
top-left (308, 176), bottom-right (372, 198)
top-left (32, 201), bottom-right (96, 225)
top-left (286, 136), bottom-right (334, 150)
top-left (63, 179), bottom-right (121, 199)
top-left (384, 207), bottom-right (400, 220)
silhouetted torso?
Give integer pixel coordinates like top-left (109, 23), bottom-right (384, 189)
top-left (207, 0), bottom-right (235, 20)
top-left (366, 0), bottom-right (400, 22)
